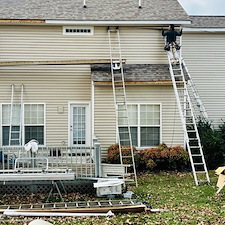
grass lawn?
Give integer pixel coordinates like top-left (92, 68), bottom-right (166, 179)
top-left (0, 170), bottom-right (224, 224)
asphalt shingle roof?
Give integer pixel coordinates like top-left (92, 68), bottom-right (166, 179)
top-left (0, 0), bottom-right (190, 22)
top-left (91, 64), bottom-right (172, 82)
top-left (188, 16), bottom-right (225, 28)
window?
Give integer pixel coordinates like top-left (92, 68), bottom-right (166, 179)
top-left (2, 103), bottom-right (45, 146)
top-left (63, 26), bottom-right (94, 36)
top-left (118, 104), bottom-right (161, 148)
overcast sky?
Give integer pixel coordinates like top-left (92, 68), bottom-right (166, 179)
top-left (178, 0), bottom-right (225, 15)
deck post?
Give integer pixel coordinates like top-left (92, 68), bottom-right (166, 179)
top-left (94, 142), bottom-right (101, 178)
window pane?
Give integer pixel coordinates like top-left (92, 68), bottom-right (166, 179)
top-left (2, 104), bottom-right (21, 125)
top-left (2, 126), bottom-right (20, 146)
top-left (119, 127), bottom-right (137, 146)
top-left (2, 127), bottom-right (9, 146)
top-left (140, 105), bottom-right (160, 125)
top-left (2, 105), bottom-right (10, 124)
top-left (25, 126), bottom-right (44, 145)
top-left (128, 105), bottom-right (138, 125)
top-left (141, 127), bottom-right (160, 146)
top-left (73, 107), bottom-right (86, 145)
top-left (24, 104), bottom-right (44, 125)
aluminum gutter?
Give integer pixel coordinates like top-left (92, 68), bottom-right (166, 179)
top-left (45, 20), bottom-right (191, 25)
top-left (183, 28), bottom-right (225, 32)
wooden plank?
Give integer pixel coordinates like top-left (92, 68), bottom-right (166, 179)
top-left (0, 59), bottom-right (125, 66)
top-left (94, 81), bottom-right (173, 85)
top-left (0, 19), bottom-right (45, 24)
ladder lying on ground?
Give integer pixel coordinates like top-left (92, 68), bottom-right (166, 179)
top-left (166, 44), bottom-right (210, 185)
top-left (0, 199), bottom-right (146, 214)
top-left (9, 84), bottom-right (24, 146)
top-left (108, 27), bottom-right (137, 187)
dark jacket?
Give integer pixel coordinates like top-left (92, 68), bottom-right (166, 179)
top-left (162, 29), bottom-right (182, 43)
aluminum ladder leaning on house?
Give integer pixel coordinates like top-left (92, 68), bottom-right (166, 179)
top-left (9, 84), bottom-right (24, 146)
top-left (165, 36), bottom-right (210, 186)
top-left (181, 58), bottom-right (209, 122)
top-left (108, 27), bottom-right (138, 187)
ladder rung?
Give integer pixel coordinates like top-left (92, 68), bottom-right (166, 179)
top-left (122, 155), bottom-right (132, 158)
top-left (194, 163), bottom-right (204, 165)
top-left (120, 139), bottom-right (130, 142)
top-left (195, 171), bottom-right (207, 174)
top-left (192, 154), bottom-right (202, 157)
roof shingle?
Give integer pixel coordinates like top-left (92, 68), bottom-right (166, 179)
top-left (0, 0), bottom-right (189, 22)
top-left (188, 16), bottom-right (225, 28)
top-left (91, 64), bottom-right (172, 82)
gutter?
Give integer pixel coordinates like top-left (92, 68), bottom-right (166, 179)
top-left (183, 28), bottom-right (225, 32)
top-left (0, 19), bottom-right (191, 26)
top-left (45, 20), bottom-right (191, 26)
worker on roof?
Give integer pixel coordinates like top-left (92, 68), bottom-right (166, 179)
top-left (162, 24), bottom-right (182, 64)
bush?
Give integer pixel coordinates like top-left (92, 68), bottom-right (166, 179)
top-left (105, 143), bottom-right (140, 166)
top-left (104, 143), bottom-right (189, 171)
top-left (139, 143), bottom-right (190, 171)
top-left (197, 120), bottom-right (225, 169)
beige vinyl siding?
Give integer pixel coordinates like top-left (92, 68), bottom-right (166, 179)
top-left (0, 25), bottom-right (167, 64)
top-left (182, 32), bottom-right (225, 127)
top-left (94, 85), bottom-right (184, 157)
top-left (0, 65), bottom-right (91, 146)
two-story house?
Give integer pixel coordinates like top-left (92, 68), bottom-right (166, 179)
top-left (0, 0), bottom-right (224, 192)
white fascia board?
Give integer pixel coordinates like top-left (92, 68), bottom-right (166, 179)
top-left (45, 20), bottom-right (191, 26)
top-left (184, 28), bottom-right (225, 32)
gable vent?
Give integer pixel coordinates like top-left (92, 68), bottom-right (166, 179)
top-left (63, 26), bottom-right (94, 35)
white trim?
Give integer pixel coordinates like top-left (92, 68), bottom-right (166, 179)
top-left (45, 20), bottom-right (191, 26)
top-left (91, 81), bottom-right (95, 146)
top-left (183, 28), bottom-right (225, 32)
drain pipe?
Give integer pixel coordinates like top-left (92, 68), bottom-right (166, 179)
top-left (83, 0), bottom-right (87, 8)
top-left (139, 0), bottom-right (142, 8)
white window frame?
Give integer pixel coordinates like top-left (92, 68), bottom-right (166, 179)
top-left (68, 102), bottom-right (91, 147)
top-left (63, 26), bottom-right (94, 36)
top-left (1, 103), bottom-right (46, 146)
top-left (118, 103), bottom-right (162, 149)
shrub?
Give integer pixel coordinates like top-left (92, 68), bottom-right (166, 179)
top-left (105, 143), bottom-right (139, 166)
top-left (105, 143), bottom-right (190, 171)
top-left (197, 120), bottom-right (225, 169)
top-left (139, 143), bottom-right (190, 171)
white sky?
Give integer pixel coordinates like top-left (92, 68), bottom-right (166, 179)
top-left (178, 0), bottom-right (225, 15)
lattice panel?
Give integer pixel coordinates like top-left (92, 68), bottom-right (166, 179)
top-left (0, 183), bottom-right (95, 195)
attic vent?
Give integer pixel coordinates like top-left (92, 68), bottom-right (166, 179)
top-left (63, 26), bottom-right (94, 35)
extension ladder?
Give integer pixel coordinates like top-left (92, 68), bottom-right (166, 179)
top-left (166, 43), bottom-right (210, 185)
top-left (108, 27), bottom-right (137, 186)
top-left (9, 84), bottom-right (24, 146)
top-left (182, 58), bottom-right (209, 122)
top-left (0, 199), bottom-right (144, 213)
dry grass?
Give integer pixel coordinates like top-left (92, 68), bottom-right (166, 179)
top-left (0, 170), bottom-right (224, 224)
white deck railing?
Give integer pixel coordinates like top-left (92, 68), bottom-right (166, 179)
top-left (0, 145), bottom-right (100, 178)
